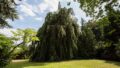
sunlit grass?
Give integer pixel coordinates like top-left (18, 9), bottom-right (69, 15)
top-left (6, 59), bottom-right (120, 68)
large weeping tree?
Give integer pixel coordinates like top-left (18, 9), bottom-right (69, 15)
top-left (30, 8), bottom-right (80, 62)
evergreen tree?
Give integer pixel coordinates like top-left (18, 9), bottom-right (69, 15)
top-left (100, 9), bottom-right (120, 61)
top-left (30, 8), bottom-right (80, 62)
top-left (77, 20), bottom-right (97, 58)
top-left (90, 9), bottom-right (120, 61)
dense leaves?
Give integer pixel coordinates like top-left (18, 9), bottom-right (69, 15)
top-left (77, 22), bottom-right (97, 58)
top-left (89, 9), bottom-right (120, 61)
top-left (0, 34), bottom-right (13, 67)
top-left (76, 0), bottom-right (119, 18)
top-left (11, 28), bottom-right (38, 59)
top-left (0, 0), bottom-right (18, 28)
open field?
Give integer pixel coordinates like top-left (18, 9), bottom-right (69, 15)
top-left (6, 59), bottom-right (120, 68)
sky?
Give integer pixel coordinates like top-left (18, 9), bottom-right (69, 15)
top-left (0, 0), bottom-right (90, 36)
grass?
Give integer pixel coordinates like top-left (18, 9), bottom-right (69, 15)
top-left (6, 59), bottom-right (120, 68)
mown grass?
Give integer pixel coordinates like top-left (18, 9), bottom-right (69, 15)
top-left (6, 59), bottom-right (120, 68)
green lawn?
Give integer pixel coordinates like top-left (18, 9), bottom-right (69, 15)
top-left (6, 59), bottom-right (120, 68)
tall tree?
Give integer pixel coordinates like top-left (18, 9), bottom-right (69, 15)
top-left (89, 9), bottom-right (120, 60)
top-left (30, 8), bottom-right (80, 62)
top-left (101, 9), bottom-right (120, 60)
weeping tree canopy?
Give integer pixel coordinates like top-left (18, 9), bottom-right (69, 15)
top-left (0, 0), bottom-right (18, 28)
top-left (30, 8), bottom-right (80, 62)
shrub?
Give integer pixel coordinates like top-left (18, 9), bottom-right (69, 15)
top-left (12, 47), bottom-right (29, 59)
top-left (0, 34), bottom-right (13, 67)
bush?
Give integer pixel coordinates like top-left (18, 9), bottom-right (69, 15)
top-left (0, 34), bottom-right (13, 67)
top-left (0, 56), bottom-right (11, 68)
top-left (12, 47), bottom-right (29, 59)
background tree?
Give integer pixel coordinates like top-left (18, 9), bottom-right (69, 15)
top-left (100, 9), bottom-right (120, 60)
top-left (11, 28), bottom-right (38, 59)
top-left (88, 8), bottom-right (120, 61)
top-left (77, 20), bottom-right (97, 59)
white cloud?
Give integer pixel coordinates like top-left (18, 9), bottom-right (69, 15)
top-left (19, 15), bottom-right (24, 20)
top-left (20, 4), bottom-right (36, 16)
top-left (44, 0), bottom-right (59, 12)
top-left (15, 0), bottom-right (79, 24)
top-left (35, 17), bottom-right (43, 21)
top-left (18, 0), bottom-right (37, 17)
top-left (0, 28), bottom-right (17, 37)
top-left (0, 28), bottom-right (23, 44)
top-left (38, 3), bottom-right (48, 13)
top-left (17, 0), bottom-right (61, 18)
top-left (33, 0), bottom-right (60, 14)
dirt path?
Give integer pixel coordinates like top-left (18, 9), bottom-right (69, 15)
top-left (12, 60), bottom-right (28, 62)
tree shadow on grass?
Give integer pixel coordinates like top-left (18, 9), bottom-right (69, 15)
top-left (104, 60), bottom-right (120, 67)
top-left (5, 60), bottom-right (48, 68)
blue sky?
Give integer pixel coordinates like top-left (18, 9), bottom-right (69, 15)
top-left (8, 0), bottom-right (90, 30)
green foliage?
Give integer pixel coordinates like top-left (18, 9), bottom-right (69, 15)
top-left (12, 28), bottom-right (38, 44)
top-left (77, 22), bottom-right (97, 58)
top-left (12, 47), bottom-right (28, 59)
top-left (11, 28), bottom-right (38, 59)
top-left (31, 8), bottom-right (80, 62)
top-left (76, 0), bottom-right (119, 18)
top-left (104, 9), bottom-right (120, 43)
top-left (89, 9), bottom-right (120, 61)
top-left (0, 0), bottom-right (18, 28)
top-left (0, 34), bottom-right (13, 67)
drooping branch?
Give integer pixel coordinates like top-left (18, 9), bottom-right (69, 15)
top-left (6, 42), bottom-right (24, 57)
